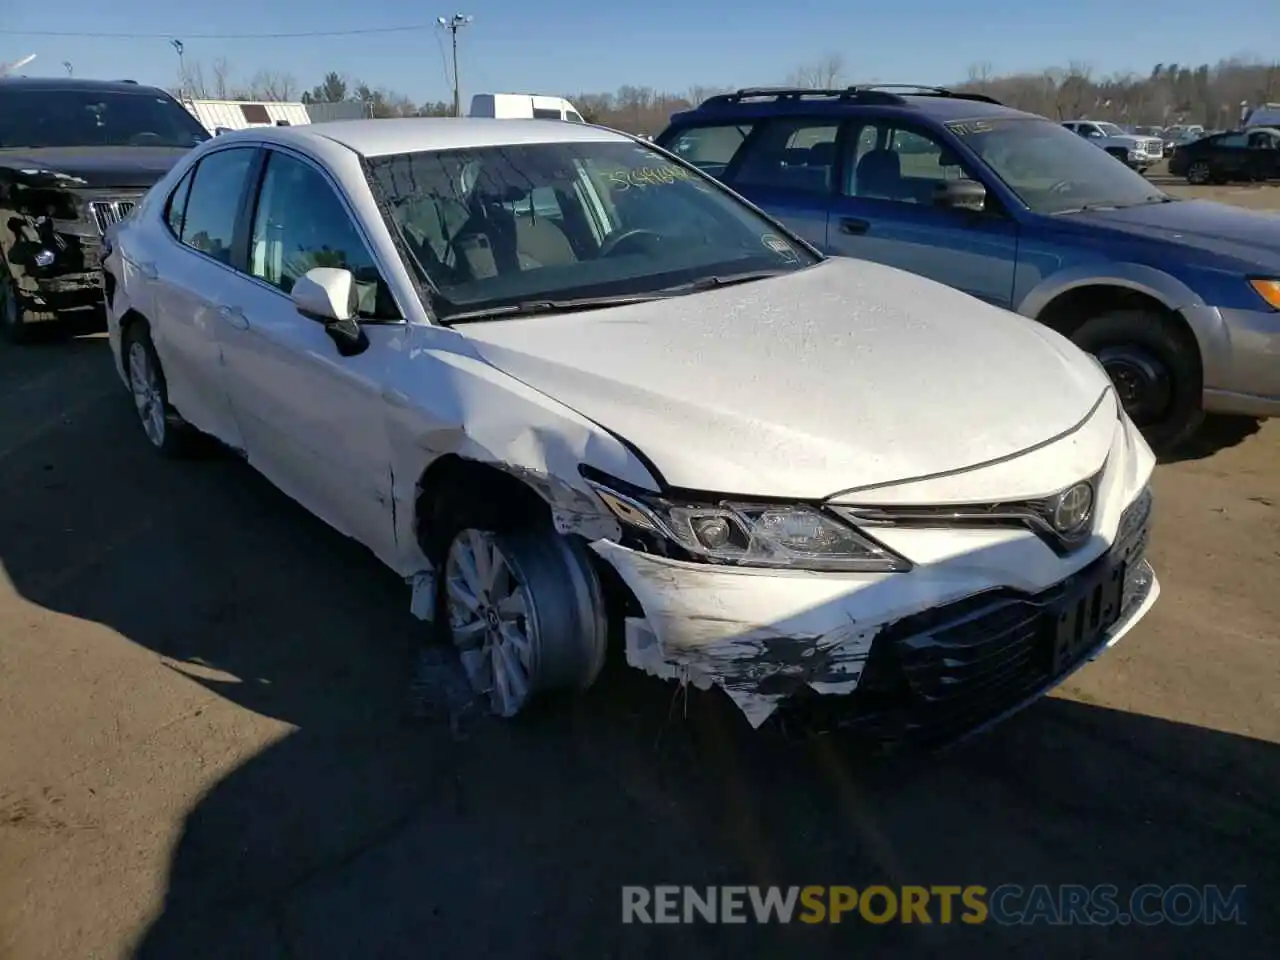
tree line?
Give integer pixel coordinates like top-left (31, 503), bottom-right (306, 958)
top-left (174, 54), bottom-right (1280, 133)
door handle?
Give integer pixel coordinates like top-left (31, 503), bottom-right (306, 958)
top-left (839, 217), bottom-right (870, 236)
top-left (218, 305), bottom-right (250, 330)
top-left (138, 260), bottom-right (158, 279)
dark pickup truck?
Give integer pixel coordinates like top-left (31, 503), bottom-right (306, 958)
top-left (0, 77), bottom-right (210, 343)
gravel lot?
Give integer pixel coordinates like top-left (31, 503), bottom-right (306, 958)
top-left (1, 183), bottom-right (1277, 959)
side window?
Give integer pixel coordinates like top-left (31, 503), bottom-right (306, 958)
top-left (730, 118), bottom-right (839, 194)
top-left (164, 167), bottom-right (195, 238)
top-left (1217, 133), bottom-right (1248, 148)
top-left (843, 122), bottom-right (976, 205)
top-left (180, 148), bottom-right (256, 265)
top-left (659, 124), bottom-right (754, 177)
top-left (248, 151), bottom-right (399, 320)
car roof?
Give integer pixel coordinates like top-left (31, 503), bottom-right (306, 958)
top-left (235, 117), bottom-right (634, 158)
top-left (669, 88), bottom-right (1041, 127)
top-left (0, 76), bottom-right (167, 96)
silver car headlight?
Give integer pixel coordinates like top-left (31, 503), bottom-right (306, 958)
top-left (586, 479), bottom-right (912, 573)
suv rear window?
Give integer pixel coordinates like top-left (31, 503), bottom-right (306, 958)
top-left (659, 124), bottom-right (754, 176)
top-left (0, 88), bottom-right (210, 149)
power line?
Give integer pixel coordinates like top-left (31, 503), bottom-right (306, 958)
top-left (2, 24), bottom-right (435, 40)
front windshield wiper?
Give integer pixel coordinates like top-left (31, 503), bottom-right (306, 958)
top-left (437, 269), bottom-right (792, 325)
top-left (656, 269), bottom-right (791, 294)
top-left (1052, 194), bottom-right (1175, 216)
top-left (439, 292), bottom-right (673, 325)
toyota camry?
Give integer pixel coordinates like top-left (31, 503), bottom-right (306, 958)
top-left (101, 118), bottom-right (1159, 744)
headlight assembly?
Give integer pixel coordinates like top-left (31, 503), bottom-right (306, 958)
top-left (587, 480), bottom-right (912, 573)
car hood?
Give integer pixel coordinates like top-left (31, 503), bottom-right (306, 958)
top-left (458, 258), bottom-right (1110, 500)
top-left (0, 146), bottom-right (194, 189)
top-left (1067, 199), bottom-right (1280, 267)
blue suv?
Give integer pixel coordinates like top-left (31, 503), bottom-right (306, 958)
top-left (656, 86), bottom-right (1280, 452)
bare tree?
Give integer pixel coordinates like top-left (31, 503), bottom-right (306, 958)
top-left (787, 54), bottom-right (845, 89)
top-left (211, 58), bottom-right (232, 100)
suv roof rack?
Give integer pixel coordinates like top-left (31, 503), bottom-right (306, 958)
top-left (701, 84), bottom-right (1002, 108)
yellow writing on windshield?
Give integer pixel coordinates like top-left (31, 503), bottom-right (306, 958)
top-left (604, 166), bottom-right (699, 190)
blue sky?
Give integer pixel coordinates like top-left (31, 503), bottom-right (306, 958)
top-left (4, 1), bottom-right (1276, 104)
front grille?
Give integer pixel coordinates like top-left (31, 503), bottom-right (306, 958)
top-left (88, 199), bottom-right (138, 235)
top-left (779, 486), bottom-right (1153, 747)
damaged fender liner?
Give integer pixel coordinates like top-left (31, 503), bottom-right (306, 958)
top-left (589, 540), bottom-right (883, 728)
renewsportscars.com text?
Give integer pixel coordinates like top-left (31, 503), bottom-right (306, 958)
top-left (621, 884), bottom-right (1248, 926)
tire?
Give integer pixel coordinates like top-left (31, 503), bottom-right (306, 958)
top-left (121, 321), bottom-right (197, 457)
top-left (431, 500), bottom-right (608, 719)
top-left (1070, 309), bottom-right (1204, 453)
top-left (1, 272), bottom-right (39, 345)
top-left (1187, 161), bottom-right (1211, 185)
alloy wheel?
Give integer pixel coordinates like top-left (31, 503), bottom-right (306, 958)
top-left (128, 340), bottom-right (168, 447)
top-left (444, 529), bottom-right (539, 718)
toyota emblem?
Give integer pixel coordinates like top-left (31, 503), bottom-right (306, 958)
top-left (1051, 482), bottom-right (1095, 535)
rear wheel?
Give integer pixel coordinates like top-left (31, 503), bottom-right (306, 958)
top-left (1071, 309), bottom-right (1204, 453)
top-left (434, 505), bottom-right (608, 718)
top-left (122, 321), bottom-right (197, 457)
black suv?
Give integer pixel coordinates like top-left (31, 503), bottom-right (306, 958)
top-left (0, 77), bottom-right (210, 343)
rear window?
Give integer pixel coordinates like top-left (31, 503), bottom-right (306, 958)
top-left (657, 124), bottom-right (754, 176)
top-left (0, 88), bottom-right (210, 149)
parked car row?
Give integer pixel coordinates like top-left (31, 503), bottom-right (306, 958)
top-left (656, 85), bottom-right (1280, 453)
top-left (2, 73), bottom-right (1167, 743)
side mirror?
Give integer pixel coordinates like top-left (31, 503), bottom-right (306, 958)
top-left (291, 267), bottom-right (367, 355)
top-left (933, 179), bottom-right (987, 213)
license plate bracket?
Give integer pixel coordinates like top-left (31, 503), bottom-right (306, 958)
top-left (1046, 559), bottom-right (1127, 676)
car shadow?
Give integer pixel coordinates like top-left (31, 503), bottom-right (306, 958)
top-left (0, 337), bottom-right (1276, 959)
top-left (1160, 414), bottom-right (1264, 464)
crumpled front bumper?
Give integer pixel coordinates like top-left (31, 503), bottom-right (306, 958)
top-left (590, 411), bottom-right (1160, 738)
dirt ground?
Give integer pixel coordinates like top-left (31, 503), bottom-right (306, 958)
top-left (1, 185), bottom-right (1278, 960)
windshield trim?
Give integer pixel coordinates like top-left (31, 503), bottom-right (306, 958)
top-left (361, 138), bottom-right (825, 326)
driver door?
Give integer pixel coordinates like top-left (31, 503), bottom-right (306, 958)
top-left (213, 147), bottom-right (403, 557)
top-left (825, 120), bottom-right (1019, 308)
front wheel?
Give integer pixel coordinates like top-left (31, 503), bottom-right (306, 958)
top-left (435, 515), bottom-right (608, 718)
top-left (1187, 161), bottom-right (1211, 185)
top-left (1071, 309), bottom-right (1204, 453)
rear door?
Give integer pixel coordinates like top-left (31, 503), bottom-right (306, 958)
top-left (823, 118), bottom-right (1018, 308)
top-left (714, 116), bottom-right (843, 250)
top-left (141, 145), bottom-right (259, 447)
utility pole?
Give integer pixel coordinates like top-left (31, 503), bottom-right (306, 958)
top-left (170, 39), bottom-right (185, 98)
top-left (436, 13), bottom-right (472, 117)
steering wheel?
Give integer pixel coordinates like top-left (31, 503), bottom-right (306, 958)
top-left (598, 228), bottom-right (663, 258)
top-left (1047, 179), bottom-right (1076, 195)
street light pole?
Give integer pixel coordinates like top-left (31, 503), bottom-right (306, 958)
top-left (170, 39), bottom-right (185, 98)
top-left (436, 13), bottom-right (473, 117)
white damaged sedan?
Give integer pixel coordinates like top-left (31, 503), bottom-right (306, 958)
top-left (102, 118), bottom-right (1159, 743)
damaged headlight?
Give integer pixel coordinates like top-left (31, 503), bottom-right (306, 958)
top-left (587, 480), bottom-right (912, 573)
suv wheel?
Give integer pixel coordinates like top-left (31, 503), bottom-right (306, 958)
top-left (1071, 309), bottom-right (1204, 453)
